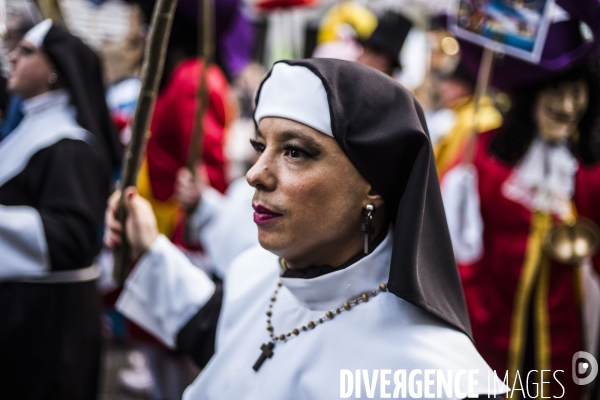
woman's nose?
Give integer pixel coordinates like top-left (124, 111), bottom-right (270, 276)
top-left (7, 49), bottom-right (18, 64)
top-left (246, 153), bottom-right (276, 191)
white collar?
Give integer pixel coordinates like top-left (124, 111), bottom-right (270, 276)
top-left (0, 89), bottom-right (86, 187)
top-left (502, 136), bottom-right (578, 219)
top-left (280, 227), bottom-right (392, 311)
top-left (22, 89), bottom-right (71, 117)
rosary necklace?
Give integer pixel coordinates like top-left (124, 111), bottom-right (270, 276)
top-left (252, 281), bottom-right (388, 371)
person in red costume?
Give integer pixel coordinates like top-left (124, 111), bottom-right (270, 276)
top-left (140, 58), bottom-right (231, 245)
top-left (443, 2), bottom-right (600, 397)
top-left (133, 0), bottom-right (233, 245)
top-left (443, 64), bottom-right (600, 400)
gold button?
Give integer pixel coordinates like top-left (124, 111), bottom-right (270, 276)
top-left (292, 328), bottom-right (299, 335)
top-left (326, 311), bottom-right (333, 319)
top-left (343, 302), bottom-right (351, 310)
top-left (361, 293), bottom-right (368, 302)
top-left (308, 321), bottom-right (316, 329)
top-left (379, 283), bottom-right (387, 292)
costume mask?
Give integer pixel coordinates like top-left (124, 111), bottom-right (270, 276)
top-left (534, 80), bottom-right (588, 143)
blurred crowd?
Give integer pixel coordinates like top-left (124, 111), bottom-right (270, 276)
top-left (1, 0), bottom-right (600, 399)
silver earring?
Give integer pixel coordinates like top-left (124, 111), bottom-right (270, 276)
top-left (48, 73), bottom-right (58, 84)
top-left (361, 204), bottom-right (376, 254)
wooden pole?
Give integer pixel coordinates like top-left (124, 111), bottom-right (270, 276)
top-left (112, 0), bottom-right (178, 283)
top-left (186, 0), bottom-right (214, 173)
top-left (461, 46), bottom-right (495, 165)
top-left (183, 0), bottom-right (214, 242)
top-left (36, 0), bottom-right (68, 29)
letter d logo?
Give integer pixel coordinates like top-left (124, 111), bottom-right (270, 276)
top-left (572, 351), bottom-right (598, 385)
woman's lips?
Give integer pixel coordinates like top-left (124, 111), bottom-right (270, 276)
top-left (252, 204), bottom-right (282, 225)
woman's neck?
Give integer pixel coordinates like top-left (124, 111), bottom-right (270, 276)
top-left (284, 222), bottom-right (389, 270)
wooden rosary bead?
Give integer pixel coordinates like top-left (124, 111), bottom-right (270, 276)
top-left (262, 281), bottom-right (386, 357)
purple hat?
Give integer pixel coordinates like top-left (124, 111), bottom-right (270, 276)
top-left (458, 0), bottom-right (600, 93)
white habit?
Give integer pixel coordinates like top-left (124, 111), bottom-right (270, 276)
top-left (118, 228), bottom-right (507, 399)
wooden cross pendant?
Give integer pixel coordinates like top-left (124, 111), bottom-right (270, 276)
top-left (253, 342), bottom-right (275, 371)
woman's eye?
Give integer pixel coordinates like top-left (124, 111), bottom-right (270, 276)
top-left (283, 145), bottom-right (310, 159)
top-left (250, 139), bottom-right (265, 153)
top-left (284, 148), bottom-right (302, 158)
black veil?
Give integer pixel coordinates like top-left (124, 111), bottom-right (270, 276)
top-left (255, 58), bottom-right (472, 339)
top-left (43, 26), bottom-right (121, 169)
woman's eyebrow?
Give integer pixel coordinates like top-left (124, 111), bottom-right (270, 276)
top-left (279, 130), bottom-right (321, 148)
top-left (256, 127), bottom-right (323, 151)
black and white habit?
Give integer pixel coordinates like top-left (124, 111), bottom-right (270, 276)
top-left (0, 19), bottom-right (118, 399)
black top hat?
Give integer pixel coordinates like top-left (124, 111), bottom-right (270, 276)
top-left (362, 11), bottom-right (413, 70)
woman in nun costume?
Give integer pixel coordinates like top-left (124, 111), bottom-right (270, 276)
top-left (0, 20), bottom-right (118, 399)
top-left (108, 59), bottom-right (507, 399)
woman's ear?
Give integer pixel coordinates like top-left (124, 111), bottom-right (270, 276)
top-left (363, 186), bottom-right (385, 209)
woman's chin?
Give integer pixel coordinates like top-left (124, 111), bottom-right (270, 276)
top-left (257, 230), bottom-right (291, 256)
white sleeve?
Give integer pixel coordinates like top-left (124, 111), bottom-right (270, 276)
top-left (0, 205), bottom-right (50, 279)
top-left (185, 187), bottom-right (226, 242)
top-left (440, 164), bottom-right (484, 265)
top-left (116, 234), bottom-right (216, 348)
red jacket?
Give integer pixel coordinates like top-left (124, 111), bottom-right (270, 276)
top-left (146, 58), bottom-right (229, 202)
